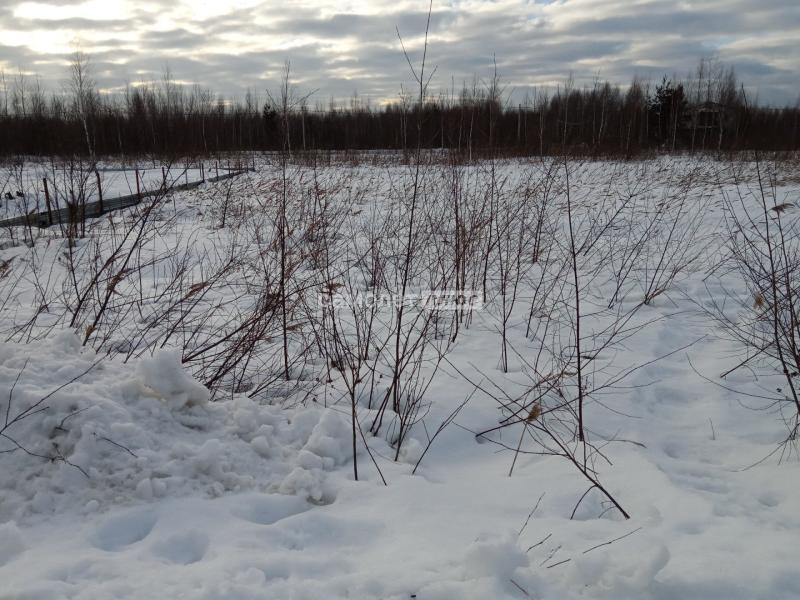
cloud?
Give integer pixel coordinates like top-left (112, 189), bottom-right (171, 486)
top-left (0, 0), bottom-right (797, 105)
top-left (14, 17), bottom-right (131, 31)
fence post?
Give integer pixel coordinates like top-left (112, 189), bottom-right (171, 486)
top-left (161, 166), bottom-right (167, 191)
top-left (95, 171), bottom-right (104, 215)
top-left (43, 178), bottom-right (53, 224)
top-left (215, 161), bottom-right (219, 179)
top-left (135, 168), bottom-right (141, 200)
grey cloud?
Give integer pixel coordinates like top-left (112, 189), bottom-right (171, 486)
top-left (279, 10), bottom-right (456, 40)
top-left (14, 17), bottom-right (131, 32)
top-left (139, 29), bottom-right (209, 51)
top-left (0, 43), bottom-right (39, 65)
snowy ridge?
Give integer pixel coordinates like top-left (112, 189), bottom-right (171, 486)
top-left (0, 332), bottom-right (350, 524)
top-left (0, 331), bottom-right (550, 600)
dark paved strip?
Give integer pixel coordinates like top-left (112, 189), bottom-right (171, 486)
top-left (0, 169), bottom-right (250, 229)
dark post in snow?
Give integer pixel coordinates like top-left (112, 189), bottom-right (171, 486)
top-left (135, 168), bottom-right (141, 200)
top-left (95, 171), bottom-right (103, 215)
top-left (43, 178), bottom-right (53, 225)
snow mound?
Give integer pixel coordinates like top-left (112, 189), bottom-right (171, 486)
top-left (302, 409), bottom-right (351, 467)
top-left (569, 542), bottom-right (670, 595)
top-left (137, 349), bottom-right (210, 409)
top-left (0, 331), bottom-right (349, 523)
top-left (274, 408), bottom-right (351, 502)
top-left (463, 532), bottom-right (529, 580)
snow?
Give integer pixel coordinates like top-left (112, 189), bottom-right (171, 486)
top-left (138, 350), bottom-right (210, 409)
top-left (0, 332), bottom-right (342, 523)
top-left (1, 154), bottom-right (800, 599)
top-left (0, 521), bottom-right (26, 567)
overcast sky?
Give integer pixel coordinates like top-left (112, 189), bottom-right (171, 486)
top-left (0, 0), bottom-right (798, 106)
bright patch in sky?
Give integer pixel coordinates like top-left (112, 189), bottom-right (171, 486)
top-left (14, 0), bottom-right (132, 21)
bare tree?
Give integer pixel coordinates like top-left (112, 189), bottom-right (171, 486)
top-left (68, 50), bottom-right (97, 158)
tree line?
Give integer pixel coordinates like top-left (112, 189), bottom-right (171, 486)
top-left (0, 55), bottom-right (798, 158)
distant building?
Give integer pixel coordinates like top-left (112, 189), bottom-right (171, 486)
top-left (684, 101), bottom-right (735, 149)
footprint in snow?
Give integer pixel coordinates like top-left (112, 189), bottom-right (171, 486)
top-left (151, 530), bottom-right (209, 565)
top-left (89, 510), bottom-right (158, 552)
top-left (230, 493), bottom-right (312, 525)
top-left (758, 492), bottom-right (780, 508)
top-left (671, 467), bottom-right (730, 494)
top-left (662, 441), bottom-right (684, 459)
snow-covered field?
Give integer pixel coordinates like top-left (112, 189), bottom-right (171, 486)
top-left (1, 154), bottom-right (799, 599)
